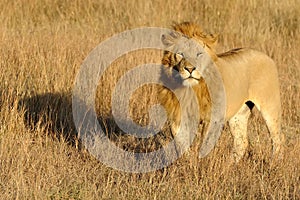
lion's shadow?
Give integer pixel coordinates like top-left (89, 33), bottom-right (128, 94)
top-left (18, 92), bottom-right (79, 145)
top-left (18, 92), bottom-right (172, 152)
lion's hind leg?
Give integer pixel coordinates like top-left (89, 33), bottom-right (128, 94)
top-left (259, 104), bottom-right (285, 158)
top-left (229, 104), bottom-right (252, 162)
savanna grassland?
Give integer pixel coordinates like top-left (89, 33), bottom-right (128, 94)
top-left (0, 0), bottom-right (299, 199)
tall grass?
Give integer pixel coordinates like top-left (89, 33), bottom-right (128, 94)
top-left (0, 0), bottom-right (299, 199)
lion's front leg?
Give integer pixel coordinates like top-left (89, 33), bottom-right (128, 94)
top-left (171, 120), bottom-right (194, 156)
top-left (171, 122), bottom-right (185, 155)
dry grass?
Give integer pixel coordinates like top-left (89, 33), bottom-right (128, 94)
top-left (0, 0), bottom-right (299, 199)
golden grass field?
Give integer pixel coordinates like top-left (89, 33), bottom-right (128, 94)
top-left (0, 0), bottom-right (299, 199)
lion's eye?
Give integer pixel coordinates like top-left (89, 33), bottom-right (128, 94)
top-left (197, 52), bottom-right (203, 57)
top-left (175, 52), bottom-right (184, 61)
top-left (178, 52), bottom-right (184, 57)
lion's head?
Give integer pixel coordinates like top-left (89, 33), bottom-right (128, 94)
top-left (161, 22), bottom-right (218, 87)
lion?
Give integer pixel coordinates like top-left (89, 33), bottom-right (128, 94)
top-left (159, 22), bottom-right (285, 161)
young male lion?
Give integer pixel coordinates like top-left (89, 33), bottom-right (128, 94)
top-left (159, 22), bottom-right (285, 161)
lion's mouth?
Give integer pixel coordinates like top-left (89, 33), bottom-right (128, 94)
top-left (184, 76), bottom-right (200, 81)
top-left (182, 76), bottom-right (200, 86)
top-left (180, 68), bottom-right (201, 86)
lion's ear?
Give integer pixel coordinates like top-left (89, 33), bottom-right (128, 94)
top-left (206, 33), bottom-right (219, 49)
top-left (161, 31), bottom-right (181, 47)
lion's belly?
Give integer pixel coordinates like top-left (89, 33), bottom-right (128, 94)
top-left (220, 65), bottom-right (250, 120)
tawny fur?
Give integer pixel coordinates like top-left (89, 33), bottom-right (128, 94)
top-left (159, 22), bottom-right (285, 161)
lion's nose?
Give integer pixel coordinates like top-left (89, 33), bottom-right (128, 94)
top-left (184, 66), bottom-right (196, 73)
